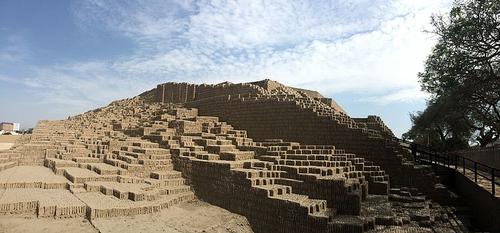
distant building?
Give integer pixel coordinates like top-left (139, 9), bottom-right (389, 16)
top-left (12, 123), bottom-right (20, 131)
top-left (0, 122), bottom-right (20, 132)
top-left (0, 122), bottom-right (14, 132)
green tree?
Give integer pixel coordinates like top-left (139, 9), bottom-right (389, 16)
top-left (403, 94), bottom-right (471, 151)
top-left (408, 0), bottom-right (500, 147)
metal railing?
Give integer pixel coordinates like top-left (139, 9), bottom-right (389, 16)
top-left (389, 137), bottom-right (498, 196)
top-left (397, 141), bottom-right (499, 197)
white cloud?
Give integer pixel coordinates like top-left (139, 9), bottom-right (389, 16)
top-left (186, 0), bottom-right (395, 49)
top-left (73, 0), bottom-right (197, 50)
top-left (2, 0), bottom-right (453, 118)
top-left (360, 87), bottom-right (430, 105)
top-left (22, 61), bottom-right (158, 109)
top-left (103, 2), bottom-right (445, 86)
top-left (0, 32), bottom-right (30, 62)
top-left (95, 0), bottom-right (450, 102)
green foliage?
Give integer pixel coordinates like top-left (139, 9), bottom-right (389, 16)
top-left (406, 0), bottom-right (500, 148)
top-left (403, 95), bottom-right (471, 151)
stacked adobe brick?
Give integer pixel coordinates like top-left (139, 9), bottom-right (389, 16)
top-left (133, 101), bottom-right (463, 232)
top-left (0, 99), bottom-right (195, 220)
top-left (0, 85), bottom-right (469, 232)
top-left (256, 140), bottom-right (391, 211)
top-left (148, 80), bottom-right (446, 198)
top-left (352, 115), bottom-right (394, 139)
top-left (139, 107), bottom-right (377, 232)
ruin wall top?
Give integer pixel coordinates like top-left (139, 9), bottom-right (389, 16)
top-left (153, 81), bottom-right (265, 104)
top-left (149, 79), bottom-right (346, 113)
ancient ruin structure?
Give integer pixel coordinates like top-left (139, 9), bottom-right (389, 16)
top-left (0, 80), bottom-right (470, 232)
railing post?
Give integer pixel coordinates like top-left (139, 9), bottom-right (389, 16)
top-left (474, 162), bottom-right (477, 183)
top-left (492, 168), bottom-right (496, 196)
top-left (463, 157), bottom-right (465, 174)
top-left (434, 154), bottom-right (437, 173)
top-left (411, 144), bottom-right (417, 163)
top-left (455, 155), bottom-right (458, 170)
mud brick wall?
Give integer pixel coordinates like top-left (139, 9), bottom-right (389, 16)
top-left (451, 168), bottom-right (500, 232)
top-left (319, 98), bottom-right (346, 114)
top-left (169, 120), bottom-right (202, 135)
top-left (180, 159), bottom-right (360, 233)
top-left (0, 190), bottom-right (87, 218)
top-left (156, 83), bottom-right (197, 103)
top-left (108, 139), bottom-right (134, 153)
top-left (195, 83), bottom-right (262, 100)
top-left (172, 147), bottom-right (366, 215)
top-left (277, 176), bottom-right (362, 215)
top-left (184, 96), bottom-right (365, 145)
top-left (455, 147), bottom-right (500, 170)
top-left (85, 194), bottom-right (194, 219)
top-left (185, 96), bottom-right (437, 194)
top-left (249, 79), bottom-right (283, 91)
top-left (0, 182), bottom-right (67, 190)
top-left (352, 116), bottom-right (394, 138)
top-left (168, 108), bottom-right (198, 119)
top-left (170, 154), bottom-right (193, 181)
top-left (153, 81), bottom-right (438, 195)
top-left (0, 200), bottom-right (38, 215)
top-left (155, 82), bottom-right (263, 104)
top-left (16, 143), bottom-right (57, 166)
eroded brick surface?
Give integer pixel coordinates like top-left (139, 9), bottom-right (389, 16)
top-left (0, 80), bottom-right (471, 232)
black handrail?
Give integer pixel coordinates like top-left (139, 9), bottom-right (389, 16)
top-left (394, 138), bottom-right (499, 197)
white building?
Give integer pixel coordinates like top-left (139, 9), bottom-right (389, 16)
top-left (13, 123), bottom-right (20, 131)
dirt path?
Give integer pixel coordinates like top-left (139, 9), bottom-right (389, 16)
top-left (0, 199), bottom-right (253, 233)
top-left (0, 143), bottom-right (14, 151)
top-left (92, 200), bottom-right (253, 233)
top-left (0, 135), bottom-right (20, 151)
top-left (0, 217), bottom-right (98, 233)
top-left (0, 135), bottom-right (20, 143)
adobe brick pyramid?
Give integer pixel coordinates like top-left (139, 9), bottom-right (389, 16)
top-left (0, 79), bottom-right (467, 233)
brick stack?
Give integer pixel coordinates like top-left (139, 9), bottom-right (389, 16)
top-left (159, 80), bottom-right (447, 197)
top-left (0, 82), bottom-right (468, 232)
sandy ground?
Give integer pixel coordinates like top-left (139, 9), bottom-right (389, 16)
top-left (0, 200), bottom-right (253, 233)
top-left (0, 217), bottom-right (98, 233)
top-left (92, 199), bottom-right (253, 233)
top-left (0, 166), bottom-right (69, 184)
top-left (0, 135), bottom-right (20, 143)
top-left (0, 135), bottom-right (20, 151)
top-left (0, 143), bottom-right (14, 151)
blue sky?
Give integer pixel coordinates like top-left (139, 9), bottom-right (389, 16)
top-left (0, 0), bottom-right (452, 136)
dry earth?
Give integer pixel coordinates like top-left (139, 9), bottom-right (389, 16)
top-left (0, 199), bottom-right (253, 233)
top-left (92, 200), bottom-right (253, 233)
top-left (0, 135), bottom-right (20, 151)
top-left (0, 217), bottom-right (98, 233)
top-left (0, 144), bottom-right (13, 151)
